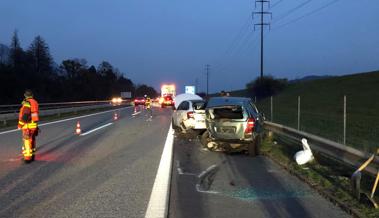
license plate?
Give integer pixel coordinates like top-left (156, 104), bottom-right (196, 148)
top-left (219, 127), bottom-right (235, 133)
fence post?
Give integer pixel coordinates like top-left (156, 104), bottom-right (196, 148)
top-left (344, 95), bottom-right (346, 145)
top-left (270, 96), bottom-right (273, 122)
top-left (298, 96), bottom-right (301, 130)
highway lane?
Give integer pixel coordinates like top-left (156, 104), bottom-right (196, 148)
top-left (0, 105), bottom-right (172, 218)
top-left (169, 132), bottom-right (351, 218)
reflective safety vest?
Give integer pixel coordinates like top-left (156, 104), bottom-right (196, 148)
top-left (18, 97), bottom-right (39, 130)
top-left (146, 99), bottom-right (151, 109)
top-left (28, 98), bottom-right (39, 122)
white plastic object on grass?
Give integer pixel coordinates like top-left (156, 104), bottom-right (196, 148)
top-left (294, 138), bottom-right (314, 165)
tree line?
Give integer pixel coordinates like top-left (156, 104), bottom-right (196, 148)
top-left (0, 31), bottom-right (157, 104)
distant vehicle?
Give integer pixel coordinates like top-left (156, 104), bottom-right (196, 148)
top-left (161, 95), bottom-right (174, 108)
top-left (202, 97), bottom-right (264, 156)
top-left (111, 97), bottom-right (122, 105)
top-left (161, 84), bottom-right (176, 97)
top-left (134, 97), bottom-right (146, 106)
top-left (172, 100), bottom-right (206, 132)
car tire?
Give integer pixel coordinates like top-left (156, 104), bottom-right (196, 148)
top-left (200, 131), bottom-right (210, 148)
top-left (171, 118), bottom-right (178, 130)
top-left (248, 135), bottom-right (261, 157)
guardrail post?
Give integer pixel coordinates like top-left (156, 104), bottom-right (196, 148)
top-left (270, 96), bottom-right (273, 122)
top-left (344, 95), bottom-right (346, 145)
top-left (298, 96), bottom-right (301, 130)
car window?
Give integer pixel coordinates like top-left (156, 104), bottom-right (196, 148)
top-left (182, 101), bottom-right (189, 110)
top-left (192, 101), bottom-right (206, 110)
top-left (210, 106), bottom-right (244, 119)
top-left (249, 102), bottom-right (259, 116)
top-left (177, 101), bottom-right (189, 110)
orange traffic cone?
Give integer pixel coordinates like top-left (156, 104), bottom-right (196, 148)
top-left (76, 121), bottom-right (81, 135)
top-left (114, 112), bottom-right (118, 120)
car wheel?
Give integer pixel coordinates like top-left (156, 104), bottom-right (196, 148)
top-left (200, 131), bottom-right (210, 148)
top-left (248, 135), bottom-right (261, 157)
top-left (171, 118), bottom-right (177, 129)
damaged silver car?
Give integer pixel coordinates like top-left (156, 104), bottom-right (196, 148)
top-left (201, 97), bottom-right (264, 156)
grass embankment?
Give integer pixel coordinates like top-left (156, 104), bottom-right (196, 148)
top-left (261, 135), bottom-right (379, 218)
top-left (0, 104), bottom-right (129, 131)
top-left (230, 71), bottom-right (379, 153)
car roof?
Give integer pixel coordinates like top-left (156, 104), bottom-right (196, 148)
top-left (189, 99), bottom-right (205, 103)
top-left (206, 97), bottom-right (251, 108)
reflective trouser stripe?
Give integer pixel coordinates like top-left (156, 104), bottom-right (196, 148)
top-left (22, 123), bottom-right (38, 129)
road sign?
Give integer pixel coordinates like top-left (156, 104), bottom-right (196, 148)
top-left (185, 86), bottom-right (195, 94)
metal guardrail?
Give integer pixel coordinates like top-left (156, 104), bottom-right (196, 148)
top-left (264, 121), bottom-right (379, 177)
top-left (0, 100), bottom-right (131, 124)
top-left (0, 100), bottom-right (113, 114)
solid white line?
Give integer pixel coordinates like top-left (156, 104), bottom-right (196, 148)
top-left (132, 111), bottom-right (141, 116)
top-left (145, 125), bottom-right (174, 218)
top-left (0, 106), bottom-right (131, 136)
top-left (80, 123), bottom-right (113, 136)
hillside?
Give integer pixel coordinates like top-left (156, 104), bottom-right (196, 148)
top-left (230, 71), bottom-right (379, 152)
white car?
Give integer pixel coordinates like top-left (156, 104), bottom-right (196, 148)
top-left (172, 100), bottom-right (206, 132)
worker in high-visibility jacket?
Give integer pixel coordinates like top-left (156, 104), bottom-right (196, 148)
top-left (18, 90), bottom-right (39, 153)
top-left (145, 97), bottom-right (152, 118)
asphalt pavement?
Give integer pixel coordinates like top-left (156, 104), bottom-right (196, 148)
top-left (0, 105), bottom-right (352, 218)
top-left (169, 132), bottom-right (351, 218)
top-left (0, 105), bottom-right (171, 218)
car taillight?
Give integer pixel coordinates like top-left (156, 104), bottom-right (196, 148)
top-left (187, 112), bottom-right (194, 119)
top-left (245, 118), bottom-right (255, 133)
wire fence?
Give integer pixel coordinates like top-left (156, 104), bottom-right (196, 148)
top-left (256, 95), bottom-right (378, 153)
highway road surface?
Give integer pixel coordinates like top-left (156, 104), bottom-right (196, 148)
top-left (169, 132), bottom-right (351, 218)
top-left (0, 105), bottom-right (351, 218)
top-left (0, 105), bottom-right (171, 217)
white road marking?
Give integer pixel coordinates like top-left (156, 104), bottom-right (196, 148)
top-left (145, 125), bottom-right (174, 218)
top-left (195, 184), bottom-right (219, 194)
top-left (2, 158), bottom-right (20, 162)
top-left (132, 111), bottom-right (141, 116)
top-left (176, 160), bottom-right (196, 176)
top-left (196, 164), bottom-right (219, 194)
top-left (0, 106), bottom-right (131, 135)
top-left (198, 164), bottom-right (218, 179)
top-left (80, 123), bottom-right (113, 136)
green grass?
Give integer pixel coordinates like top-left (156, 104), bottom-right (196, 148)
top-left (230, 71), bottom-right (379, 153)
top-left (261, 136), bottom-right (379, 218)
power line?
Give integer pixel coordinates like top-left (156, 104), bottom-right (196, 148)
top-left (224, 16), bottom-right (252, 56)
top-left (212, 29), bottom-right (257, 73)
top-left (274, 0), bottom-right (341, 30)
top-left (271, 0), bottom-right (313, 25)
top-left (271, 0), bottom-right (284, 9)
top-left (211, 16), bottom-right (252, 69)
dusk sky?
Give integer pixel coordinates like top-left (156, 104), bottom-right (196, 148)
top-left (1, 0), bottom-right (378, 93)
